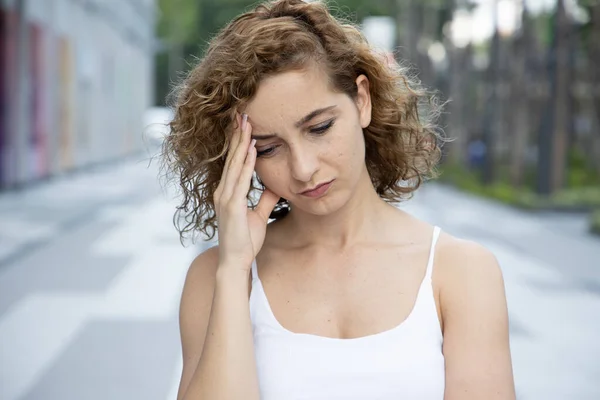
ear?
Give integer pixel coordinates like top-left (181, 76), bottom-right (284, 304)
top-left (355, 74), bottom-right (372, 129)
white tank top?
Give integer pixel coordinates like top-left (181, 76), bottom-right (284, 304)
top-left (249, 226), bottom-right (445, 400)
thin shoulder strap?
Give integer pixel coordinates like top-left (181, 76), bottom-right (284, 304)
top-left (251, 259), bottom-right (259, 282)
top-left (425, 226), bottom-right (441, 281)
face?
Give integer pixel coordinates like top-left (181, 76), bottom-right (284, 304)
top-left (244, 64), bottom-right (372, 216)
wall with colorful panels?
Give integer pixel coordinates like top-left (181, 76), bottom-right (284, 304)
top-left (0, 0), bottom-right (156, 188)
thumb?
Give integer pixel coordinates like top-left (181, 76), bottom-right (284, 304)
top-left (255, 188), bottom-right (281, 221)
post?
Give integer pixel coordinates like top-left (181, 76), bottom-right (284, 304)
top-left (13, 0), bottom-right (29, 187)
top-left (536, 0), bottom-right (570, 195)
top-left (481, 0), bottom-right (500, 185)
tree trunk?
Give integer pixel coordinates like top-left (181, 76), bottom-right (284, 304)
top-left (481, 1), bottom-right (500, 185)
top-left (537, 0), bottom-right (571, 194)
top-left (589, 4), bottom-right (600, 133)
top-left (448, 45), bottom-right (472, 166)
top-left (406, 0), bottom-right (419, 62)
top-left (551, 0), bottom-right (571, 192)
top-left (589, 4), bottom-right (600, 173)
top-left (509, 6), bottom-right (532, 187)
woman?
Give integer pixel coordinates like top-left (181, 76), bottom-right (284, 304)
top-left (162, 0), bottom-right (516, 399)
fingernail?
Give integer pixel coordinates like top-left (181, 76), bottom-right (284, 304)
top-left (249, 139), bottom-right (256, 153)
top-left (242, 114), bottom-right (248, 131)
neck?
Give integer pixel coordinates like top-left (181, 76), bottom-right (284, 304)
top-left (286, 168), bottom-right (392, 249)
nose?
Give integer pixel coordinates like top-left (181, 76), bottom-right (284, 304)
top-left (289, 142), bottom-right (319, 183)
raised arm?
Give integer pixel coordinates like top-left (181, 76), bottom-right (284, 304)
top-left (176, 113), bottom-right (279, 400)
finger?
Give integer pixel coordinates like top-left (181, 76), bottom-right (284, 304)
top-left (224, 113), bottom-right (243, 169)
top-left (221, 114), bottom-right (251, 200)
top-left (255, 188), bottom-right (281, 222)
top-left (221, 114), bottom-right (243, 179)
top-left (216, 113), bottom-right (244, 198)
top-left (231, 138), bottom-right (257, 202)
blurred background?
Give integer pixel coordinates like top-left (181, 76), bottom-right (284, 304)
top-left (0, 0), bottom-right (599, 399)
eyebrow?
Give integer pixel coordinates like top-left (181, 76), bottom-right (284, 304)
top-left (250, 105), bottom-right (337, 140)
top-left (294, 105), bottom-right (337, 128)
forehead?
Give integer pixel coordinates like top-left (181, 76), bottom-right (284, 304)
top-left (244, 65), bottom-right (341, 130)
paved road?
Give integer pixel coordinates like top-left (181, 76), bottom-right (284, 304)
top-left (1, 154), bottom-right (599, 400)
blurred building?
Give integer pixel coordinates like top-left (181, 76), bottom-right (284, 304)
top-left (0, 0), bottom-right (156, 189)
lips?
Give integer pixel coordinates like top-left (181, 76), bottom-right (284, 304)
top-left (300, 180), bottom-right (334, 198)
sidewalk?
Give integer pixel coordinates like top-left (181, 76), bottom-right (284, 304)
top-left (0, 154), bottom-right (165, 268)
top-left (0, 154), bottom-right (200, 400)
top-left (413, 184), bottom-right (600, 289)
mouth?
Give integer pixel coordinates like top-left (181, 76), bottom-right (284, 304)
top-left (300, 179), bottom-right (334, 198)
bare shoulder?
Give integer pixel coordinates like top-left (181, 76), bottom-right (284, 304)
top-left (435, 232), bottom-right (504, 295)
top-left (182, 245), bottom-right (220, 294)
top-left (177, 245), bottom-right (220, 399)
top-left (433, 232), bottom-right (507, 327)
top-left (180, 245), bottom-right (220, 339)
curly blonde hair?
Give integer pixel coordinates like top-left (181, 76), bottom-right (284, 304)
top-left (161, 0), bottom-right (444, 242)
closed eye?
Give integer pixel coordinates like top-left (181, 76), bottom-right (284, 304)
top-left (310, 119), bottom-right (335, 135)
top-left (256, 145), bottom-right (278, 158)
top-left (257, 119), bottom-right (335, 158)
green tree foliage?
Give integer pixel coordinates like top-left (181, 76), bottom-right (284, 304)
top-left (156, 0), bottom-right (405, 55)
top-left (154, 0), bottom-right (401, 104)
top-left (157, 0), bottom-right (201, 45)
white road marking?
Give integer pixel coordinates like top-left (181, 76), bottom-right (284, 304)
top-left (0, 197), bottom-right (196, 400)
top-left (0, 294), bottom-right (99, 400)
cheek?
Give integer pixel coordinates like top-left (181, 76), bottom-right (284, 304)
top-left (353, 122), bottom-right (366, 157)
top-left (332, 123), bottom-right (364, 162)
top-left (255, 164), bottom-right (286, 191)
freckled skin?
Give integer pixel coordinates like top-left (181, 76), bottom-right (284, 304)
top-left (244, 64), bottom-right (372, 217)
